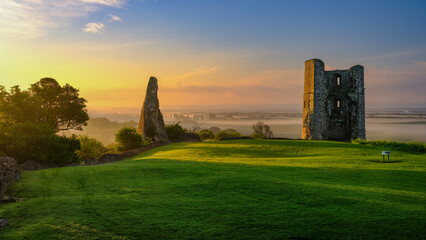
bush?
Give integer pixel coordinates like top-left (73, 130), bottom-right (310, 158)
top-left (208, 127), bottom-right (221, 134)
top-left (250, 132), bottom-right (265, 139)
top-left (165, 122), bottom-right (187, 141)
top-left (351, 138), bottom-right (426, 154)
top-left (77, 135), bottom-right (109, 160)
top-left (105, 143), bottom-right (120, 154)
top-left (115, 127), bottom-right (143, 151)
top-left (0, 122), bottom-right (80, 165)
top-left (46, 135), bottom-right (81, 166)
top-left (197, 129), bottom-right (215, 140)
top-left (215, 129), bottom-right (242, 140)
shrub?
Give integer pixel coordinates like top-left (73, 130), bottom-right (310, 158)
top-left (215, 129), bottom-right (242, 140)
top-left (250, 132), bottom-right (265, 139)
top-left (351, 138), bottom-right (426, 154)
top-left (77, 135), bottom-right (109, 160)
top-left (45, 135), bottom-right (81, 166)
top-left (115, 127), bottom-right (143, 151)
top-left (197, 129), bottom-right (215, 140)
top-left (105, 143), bottom-right (120, 154)
top-left (0, 122), bottom-right (80, 165)
top-left (165, 122), bottom-right (187, 141)
top-left (208, 127), bottom-right (221, 134)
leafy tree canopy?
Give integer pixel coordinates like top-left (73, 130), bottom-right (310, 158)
top-left (0, 78), bottom-right (89, 131)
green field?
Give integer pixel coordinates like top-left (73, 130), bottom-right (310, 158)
top-left (1, 140), bottom-right (425, 239)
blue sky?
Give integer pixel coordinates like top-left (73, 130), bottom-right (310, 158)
top-left (0, 0), bottom-right (425, 111)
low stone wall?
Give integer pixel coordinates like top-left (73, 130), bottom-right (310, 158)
top-left (0, 157), bottom-right (21, 199)
top-left (173, 133), bottom-right (201, 143)
top-left (20, 160), bottom-right (44, 171)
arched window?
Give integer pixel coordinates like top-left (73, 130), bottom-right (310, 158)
top-left (337, 100), bottom-right (341, 108)
top-left (337, 76), bottom-right (341, 86)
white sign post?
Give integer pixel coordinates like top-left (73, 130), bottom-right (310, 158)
top-left (382, 151), bottom-right (391, 162)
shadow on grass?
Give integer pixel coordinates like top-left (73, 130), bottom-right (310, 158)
top-left (128, 139), bottom-right (386, 161)
top-left (367, 160), bottom-right (402, 163)
top-left (2, 156), bottom-right (425, 240)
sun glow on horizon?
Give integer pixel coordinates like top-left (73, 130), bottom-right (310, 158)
top-left (0, 0), bottom-right (425, 112)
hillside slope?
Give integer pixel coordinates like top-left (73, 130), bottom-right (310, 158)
top-left (1, 140), bottom-right (425, 239)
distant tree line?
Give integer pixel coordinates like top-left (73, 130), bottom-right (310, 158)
top-left (160, 121), bottom-right (274, 141)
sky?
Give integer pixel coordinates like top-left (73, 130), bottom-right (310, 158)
top-left (0, 0), bottom-right (425, 113)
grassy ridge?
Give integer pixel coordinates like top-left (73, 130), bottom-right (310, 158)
top-left (0, 140), bottom-right (425, 239)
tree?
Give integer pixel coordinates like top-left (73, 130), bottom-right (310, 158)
top-left (0, 85), bottom-right (40, 125)
top-left (0, 78), bottom-right (89, 131)
top-left (251, 121), bottom-right (273, 139)
top-left (115, 127), bottom-right (143, 151)
top-left (29, 78), bottom-right (89, 131)
top-left (0, 78), bottom-right (88, 165)
top-left (187, 122), bottom-right (202, 133)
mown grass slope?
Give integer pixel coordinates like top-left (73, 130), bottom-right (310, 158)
top-left (0, 140), bottom-right (425, 239)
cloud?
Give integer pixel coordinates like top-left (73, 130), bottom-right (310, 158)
top-left (173, 66), bottom-right (219, 80)
top-left (81, 0), bottom-right (125, 7)
top-left (108, 14), bottom-right (122, 22)
top-left (83, 22), bottom-right (105, 33)
top-left (0, 0), bottom-right (127, 38)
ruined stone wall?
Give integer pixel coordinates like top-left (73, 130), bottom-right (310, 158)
top-left (312, 60), bottom-right (327, 140)
top-left (302, 59), bottom-right (327, 140)
top-left (350, 65), bottom-right (366, 139)
top-left (302, 59), bottom-right (366, 141)
top-left (0, 157), bottom-right (21, 199)
top-left (302, 60), bottom-right (315, 139)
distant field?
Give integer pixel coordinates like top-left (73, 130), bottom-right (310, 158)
top-left (176, 117), bottom-right (426, 142)
top-left (1, 140), bottom-right (425, 239)
top-left (69, 116), bottom-right (426, 144)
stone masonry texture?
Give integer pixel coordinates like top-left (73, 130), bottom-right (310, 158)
top-left (302, 59), bottom-right (366, 141)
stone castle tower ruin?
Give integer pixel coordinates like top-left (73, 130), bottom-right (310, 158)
top-left (302, 59), bottom-right (366, 141)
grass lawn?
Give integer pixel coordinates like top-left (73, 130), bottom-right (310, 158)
top-left (0, 140), bottom-right (425, 239)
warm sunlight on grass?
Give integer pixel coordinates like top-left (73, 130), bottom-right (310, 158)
top-left (1, 140), bottom-right (425, 239)
top-left (134, 140), bottom-right (425, 170)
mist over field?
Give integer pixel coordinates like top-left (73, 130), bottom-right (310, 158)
top-left (78, 105), bottom-right (426, 144)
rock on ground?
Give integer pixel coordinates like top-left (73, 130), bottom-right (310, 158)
top-left (0, 157), bottom-right (21, 199)
top-left (19, 160), bottom-right (43, 171)
top-left (0, 218), bottom-right (7, 227)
